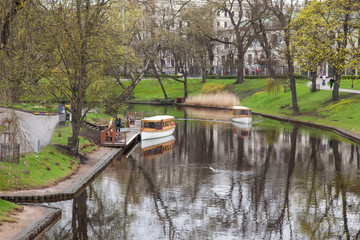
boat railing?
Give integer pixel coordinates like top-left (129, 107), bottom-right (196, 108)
top-left (100, 125), bottom-right (127, 145)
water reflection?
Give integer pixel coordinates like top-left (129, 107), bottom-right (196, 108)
top-left (232, 122), bottom-right (252, 138)
top-left (42, 106), bottom-right (360, 240)
top-left (141, 136), bottom-right (175, 159)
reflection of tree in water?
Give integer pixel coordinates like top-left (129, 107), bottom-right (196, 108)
top-left (129, 156), bottom-right (176, 238)
top-left (42, 191), bottom-right (88, 240)
top-left (293, 138), bottom-right (360, 239)
top-left (266, 126), bottom-right (298, 238)
top-left (43, 120), bottom-right (360, 239)
top-left (72, 191), bottom-right (88, 240)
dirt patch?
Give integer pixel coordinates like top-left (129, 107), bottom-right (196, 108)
top-left (0, 206), bottom-right (46, 240)
top-left (80, 127), bottom-right (101, 145)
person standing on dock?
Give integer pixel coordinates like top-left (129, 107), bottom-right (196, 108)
top-left (115, 117), bottom-right (121, 132)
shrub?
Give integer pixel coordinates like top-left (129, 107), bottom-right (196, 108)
top-left (201, 83), bottom-right (226, 94)
top-left (265, 78), bottom-right (280, 96)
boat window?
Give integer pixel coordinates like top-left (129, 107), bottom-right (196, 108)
top-left (240, 110), bottom-right (251, 115)
top-left (156, 122), bottom-right (162, 130)
top-left (149, 122), bottom-right (156, 129)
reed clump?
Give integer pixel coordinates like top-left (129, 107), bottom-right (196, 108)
top-left (185, 92), bottom-right (240, 108)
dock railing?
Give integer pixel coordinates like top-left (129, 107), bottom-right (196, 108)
top-left (100, 125), bottom-right (127, 145)
top-left (127, 112), bottom-right (144, 127)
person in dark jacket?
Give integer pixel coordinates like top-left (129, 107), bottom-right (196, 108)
top-left (115, 117), bottom-right (121, 132)
top-left (330, 78), bottom-right (334, 89)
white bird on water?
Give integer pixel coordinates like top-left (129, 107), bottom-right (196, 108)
top-left (209, 167), bottom-right (216, 172)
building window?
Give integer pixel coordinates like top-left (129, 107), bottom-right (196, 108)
top-left (217, 11), bottom-right (220, 16)
top-left (225, 37), bottom-right (229, 49)
top-left (217, 22), bottom-right (220, 28)
top-left (224, 11), bottom-right (227, 17)
top-left (271, 34), bottom-right (278, 47)
top-left (224, 22), bottom-right (227, 28)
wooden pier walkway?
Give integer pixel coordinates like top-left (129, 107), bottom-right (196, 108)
top-left (100, 112), bottom-right (144, 148)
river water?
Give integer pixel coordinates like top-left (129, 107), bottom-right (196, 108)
top-left (42, 105), bottom-right (360, 240)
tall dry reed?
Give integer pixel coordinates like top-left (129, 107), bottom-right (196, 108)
top-left (185, 92), bottom-right (240, 108)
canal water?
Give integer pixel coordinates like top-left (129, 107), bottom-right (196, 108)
top-left (42, 105), bottom-right (360, 240)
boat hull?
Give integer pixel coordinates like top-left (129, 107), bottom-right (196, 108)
top-left (232, 121), bottom-right (252, 130)
top-left (140, 127), bottom-right (175, 140)
top-left (232, 117), bottom-right (252, 124)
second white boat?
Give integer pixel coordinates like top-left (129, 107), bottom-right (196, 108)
top-left (232, 106), bottom-right (252, 123)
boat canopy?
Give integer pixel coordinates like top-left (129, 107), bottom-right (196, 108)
top-left (141, 115), bottom-right (175, 130)
top-left (232, 106), bottom-right (251, 110)
top-left (142, 115), bottom-right (174, 122)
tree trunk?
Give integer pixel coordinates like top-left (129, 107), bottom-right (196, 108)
top-left (332, 71), bottom-right (340, 101)
top-left (311, 70), bottom-right (317, 92)
top-left (234, 53), bottom-right (244, 84)
top-left (70, 0), bottom-right (88, 155)
top-left (207, 45), bottom-right (214, 75)
top-left (201, 65), bottom-right (206, 83)
top-left (1, 0), bottom-right (23, 49)
top-left (262, 36), bottom-right (276, 79)
top-left (285, 32), bottom-right (299, 114)
top-left (184, 75), bottom-right (188, 98)
top-left (288, 65), bottom-right (299, 114)
top-left (71, 105), bottom-right (82, 155)
top-left (151, 62), bottom-right (168, 99)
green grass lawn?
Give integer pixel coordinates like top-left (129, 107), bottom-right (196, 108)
top-left (11, 102), bottom-right (58, 113)
top-left (0, 123), bottom-right (97, 225)
top-left (337, 79), bottom-right (360, 90)
top-left (0, 126), bottom-right (97, 192)
top-left (130, 78), bottom-right (268, 101)
top-left (241, 80), bottom-right (360, 134)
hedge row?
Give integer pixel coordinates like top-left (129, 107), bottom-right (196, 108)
top-left (205, 74), bottom-right (308, 80)
top-left (341, 75), bottom-right (360, 80)
top-left (125, 74), bottom-right (308, 80)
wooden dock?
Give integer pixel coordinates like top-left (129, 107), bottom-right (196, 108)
top-left (100, 117), bottom-right (142, 148)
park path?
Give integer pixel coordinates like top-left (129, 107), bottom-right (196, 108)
top-left (307, 77), bottom-right (360, 94)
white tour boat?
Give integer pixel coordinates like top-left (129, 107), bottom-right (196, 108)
top-left (232, 106), bottom-right (252, 123)
top-left (140, 115), bottom-right (176, 140)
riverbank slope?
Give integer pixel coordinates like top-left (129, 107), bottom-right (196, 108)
top-left (129, 78), bottom-right (360, 136)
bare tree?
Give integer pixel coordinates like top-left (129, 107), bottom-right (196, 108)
top-left (37, 0), bottom-right (126, 154)
top-left (247, 0), bottom-right (277, 79)
top-left (267, 0), bottom-right (300, 114)
top-left (209, 0), bottom-right (255, 84)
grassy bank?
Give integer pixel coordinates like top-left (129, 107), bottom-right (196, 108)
top-left (0, 125), bottom-right (96, 223)
top-left (0, 126), bottom-right (96, 192)
top-left (130, 77), bottom-right (360, 135)
top-left (0, 199), bottom-right (22, 224)
top-left (129, 78), bottom-right (268, 102)
top-left (240, 80), bottom-right (360, 134)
